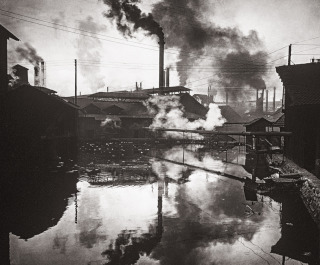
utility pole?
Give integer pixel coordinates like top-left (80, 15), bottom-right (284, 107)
top-left (75, 59), bottom-right (77, 105)
top-left (288, 44), bottom-right (292, 66)
top-left (273, 87), bottom-right (276, 112)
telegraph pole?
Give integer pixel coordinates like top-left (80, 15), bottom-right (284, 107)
top-left (75, 59), bottom-right (77, 105)
top-left (288, 44), bottom-right (292, 66)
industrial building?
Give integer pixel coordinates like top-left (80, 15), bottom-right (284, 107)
top-left (277, 61), bottom-right (320, 173)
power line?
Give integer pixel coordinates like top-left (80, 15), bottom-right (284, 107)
top-left (1, 9), bottom-right (288, 66)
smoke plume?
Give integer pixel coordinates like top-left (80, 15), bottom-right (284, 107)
top-left (102, 0), bottom-right (164, 39)
top-left (102, 0), bottom-right (269, 100)
top-left (145, 95), bottom-right (225, 138)
top-left (15, 42), bottom-right (43, 66)
top-left (152, 0), bottom-right (268, 97)
top-left (77, 16), bottom-right (107, 92)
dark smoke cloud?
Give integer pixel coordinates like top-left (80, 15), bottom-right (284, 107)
top-left (217, 50), bottom-right (268, 100)
top-left (151, 0), bottom-right (269, 96)
top-left (102, 0), bottom-right (269, 99)
top-left (15, 42), bottom-right (43, 66)
top-left (102, 0), bottom-right (164, 39)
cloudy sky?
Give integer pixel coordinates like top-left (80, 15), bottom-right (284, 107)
top-left (1, 0), bottom-right (320, 99)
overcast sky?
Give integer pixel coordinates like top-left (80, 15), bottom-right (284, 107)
top-left (1, 0), bottom-right (320, 99)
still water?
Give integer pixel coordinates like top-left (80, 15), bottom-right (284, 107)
top-left (8, 142), bottom-right (319, 265)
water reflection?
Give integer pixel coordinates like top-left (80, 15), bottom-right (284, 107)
top-left (6, 143), bottom-right (320, 265)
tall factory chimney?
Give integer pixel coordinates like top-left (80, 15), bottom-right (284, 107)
top-left (40, 61), bottom-right (46, 87)
top-left (158, 29), bottom-right (165, 94)
top-left (273, 87), bottom-right (276, 111)
top-left (166, 67), bottom-right (170, 87)
top-left (266, 90), bottom-right (269, 113)
top-left (34, 61), bottom-right (40, 86)
top-left (226, 91), bottom-right (229, 105)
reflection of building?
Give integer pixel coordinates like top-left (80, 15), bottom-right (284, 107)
top-left (243, 152), bottom-right (269, 180)
top-left (2, 172), bottom-right (78, 263)
top-left (271, 195), bottom-right (319, 264)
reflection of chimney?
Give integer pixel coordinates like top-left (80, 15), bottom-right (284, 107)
top-left (157, 180), bottom-right (163, 238)
top-left (40, 61), bottom-right (45, 87)
top-left (166, 67), bottom-right (170, 87)
top-left (34, 62), bottom-right (40, 86)
top-left (158, 30), bottom-right (165, 94)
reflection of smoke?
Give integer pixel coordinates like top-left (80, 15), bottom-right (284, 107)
top-left (146, 95), bottom-right (225, 138)
top-left (15, 42), bottom-right (43, 66)
top-left (77, 16), bottom-right (106, 92)
top-left (151, 169), bottom-right (267, 264)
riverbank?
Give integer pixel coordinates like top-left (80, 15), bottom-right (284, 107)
top-left (276, 155), bottom-right (320, 225)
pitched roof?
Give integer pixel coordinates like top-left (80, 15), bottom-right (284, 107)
top-left (245, 117), bottom-right (272, 126)
top-left (9, 85), bottom-right (79, 109)
top-left (218, 105), bottom-right (243, 123)
top-left (276, 63), bottom-right (320, 106)
top-left (33, 86), bottom-right (57, 95)
top-left (179, 93), bottom-right (208, 117)
top-left (272, 114), bottom-right (285, 127)
top-left (12, 64), bottom-right (29, 71)
top-left (0, 24), bottom-right (19, 41)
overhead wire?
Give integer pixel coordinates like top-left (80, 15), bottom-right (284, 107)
top-left (1, 9), bottom-right (289, 66)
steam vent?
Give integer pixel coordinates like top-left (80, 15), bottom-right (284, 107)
top-left (2, 1), bottom-right (320, 264)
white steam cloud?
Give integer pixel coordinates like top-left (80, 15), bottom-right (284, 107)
top-left (101, 117), bottom-right (113, 127)
top-left (146, 95), bottom-right (225, 138)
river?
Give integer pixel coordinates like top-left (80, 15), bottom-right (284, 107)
top-left (6, 141), bottom-right (320, 265)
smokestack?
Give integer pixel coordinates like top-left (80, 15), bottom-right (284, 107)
top-left (166, 67), bottom-right (170, 87)
top-left (34, 61), bottom-right (40, 86)
top-left (163, 69), bottom-right (166, 88)
top-left (226, 91), bottom-right (229, 105)
top-left (266, 90), bottom-right (269, 113)
top-left (40, 61), bottom-right (45, 87)
top-left (158, 30), bottom-right (165, 94)
top-left (140, 82), bottom-right (142, 90)
top-left (273, 87), bottom-right (276, 111)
